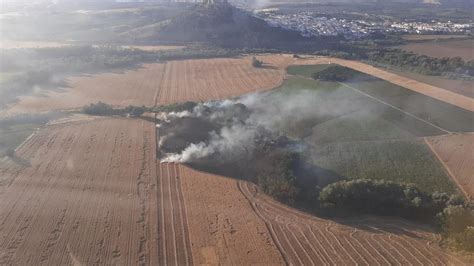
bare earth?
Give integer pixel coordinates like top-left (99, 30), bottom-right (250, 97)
top-left (296, 56), bottom-right (474, 112)
top-left (425, 134), bottom-right (474, 201)
top-left (8, 55), bottom-right (293, 114)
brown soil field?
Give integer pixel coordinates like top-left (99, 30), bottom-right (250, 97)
top-left (0, 118), bottom-right (160, 265)
top-left (389, 69), bottom-right (474, 98)
top-left (8, 55), bottom-right (293, 114)
top-left (155, 55), bottom-right (293, 105)
top-left (238, 181), bottom-right (466, 265)
top-left (295, 56), bottom-right (474, 112)
top-left (425, 133), bottom-right (474, 201)
top-left (397, 39), bottom-right (474, 60)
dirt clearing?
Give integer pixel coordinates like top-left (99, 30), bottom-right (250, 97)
top-left (0, 118), bottom-right (159, 265)
top-left (295, 56), bottom-right (474, 112)
top-left (425, 133), bottom-right (474, 201)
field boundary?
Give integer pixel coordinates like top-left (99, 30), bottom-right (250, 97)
top-left (296, 57), bottom-right (474, 112)
top-left (338, 82), bottom-right (452, 134)
top-left (424, 137), bottom-right (472, 201)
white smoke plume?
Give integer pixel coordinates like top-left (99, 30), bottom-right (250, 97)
top-left (158, 84), bottom-right (360, 164)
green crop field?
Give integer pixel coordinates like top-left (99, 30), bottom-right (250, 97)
top-left (271, 65), bottom-right (473, 194)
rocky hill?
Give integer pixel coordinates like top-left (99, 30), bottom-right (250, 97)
top-left (149, 2), bottom-right (325, 49)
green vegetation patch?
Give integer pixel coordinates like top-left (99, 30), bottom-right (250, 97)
top-left (269, 65), bottom-right (473, 194)
top-left (310, 140), bottom-right (456, 194)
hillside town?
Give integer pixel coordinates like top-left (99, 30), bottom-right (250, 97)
top-left (258, 11), bottom-right (472, 39)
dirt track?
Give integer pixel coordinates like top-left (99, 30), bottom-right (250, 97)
top-left (295, 57), bottom-right (474, 112)
top-left (425, 134), bottom-right (474, 201)
top-left (0, 118), bottom-right (160, 265)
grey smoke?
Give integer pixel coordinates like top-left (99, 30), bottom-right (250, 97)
top-left (158, 84), bottom-right (360, 164)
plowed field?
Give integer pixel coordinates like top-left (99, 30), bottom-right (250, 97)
top-left (425, 133), bottom-right (474, 201)
top-left (0, 118), bottom-right (160, 265)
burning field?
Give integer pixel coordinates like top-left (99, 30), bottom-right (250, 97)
top-left (1, 53), bottom-right (472, 264)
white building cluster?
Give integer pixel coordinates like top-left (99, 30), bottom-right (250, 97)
top-left (259, 11), bottom-right (472, 39)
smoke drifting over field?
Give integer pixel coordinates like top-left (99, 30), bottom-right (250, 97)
top-left (157, 85), bottom-right (354, 166)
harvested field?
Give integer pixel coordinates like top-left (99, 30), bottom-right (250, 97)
top-left (397, 39), bottom-right (474, 60)
top-left (0, 118), bottom-right (160, 265)
top-left (8, 63), bottom-right (166, 113)
top-left (9, 55), bottom-right (293, 114)
top-left (156, 162), bottom-right (193, 265)
top-left (156, 55), bottom-right (293, 105)
top-left (178, 164), bottom-right (285, 265)
top-left (425, 133), bottom-right (474, 201)
top-left (238, 180), bottom-right (466, 265)
top-left (295, 56), bottom-right (474, 112)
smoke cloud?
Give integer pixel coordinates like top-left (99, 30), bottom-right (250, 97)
top-left (157, 84), bottom-right (360, 165)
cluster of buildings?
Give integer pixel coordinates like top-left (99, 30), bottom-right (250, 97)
top-left (258, 11), bottom-right (472, 39)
